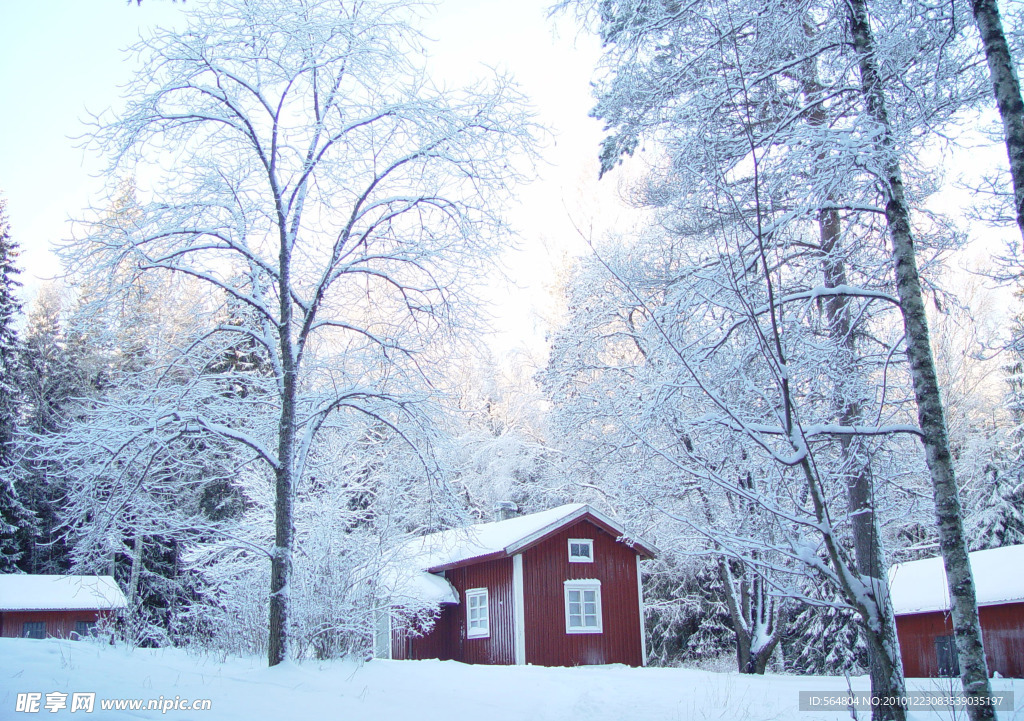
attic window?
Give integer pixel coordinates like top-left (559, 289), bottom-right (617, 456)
top-left (466, 588), bottom-right (489, 639)
top-left (568, 538), bottom-right (594, 563)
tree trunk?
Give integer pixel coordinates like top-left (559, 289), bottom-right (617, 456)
top-left (800, 29), bottom-right (908, 708)
top-left (719, 558), bottom-right (754, 673)
top-left (749, 645), bottom-right (775, 674)
top-left (969, 0), bottom-right (1024, 246)
top-left (819, 207), bottom-right (907, 721)
top-left (268, 223), bottom-right (296, 667)
top-left (718, 558), bottom-right (779, 674)
top-left (127, 532), bottom-right (144, 607)
top-left (268, 462), bottom-right (293, 666)
top-left (847, 2), bottom-right (995, 718)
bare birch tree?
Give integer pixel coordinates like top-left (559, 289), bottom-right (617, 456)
top-left (968, 0), bottom-right (1024, 246)
top-left (65, 0), bottom-right (535, 666)
top-left (555, 0), bottom-right (996, 716)
top-left (846, 0), bottom-right (996, 714)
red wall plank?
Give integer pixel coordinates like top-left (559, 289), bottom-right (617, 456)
top-left (0, 610), bottom-right (109, 639)
top-left (895, 610), bottom-right (952, 677)
top-left (391, 607), bottom-right (456, 661)
top-left (980, 604), bottom-right (1024, 678)
top-left (895, 602), bottom-right (1024, 678)
top-left (445, 557), bottom-right (515, 665)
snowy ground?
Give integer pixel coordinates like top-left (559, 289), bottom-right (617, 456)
top-left (2, 638), bottom-right (1021, 720)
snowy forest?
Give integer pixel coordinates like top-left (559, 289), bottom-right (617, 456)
top-left (2, 0), bottom-right (1024, 717)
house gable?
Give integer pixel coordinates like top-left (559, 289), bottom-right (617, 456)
top-left (423, 507), bottom-right (655, 574)
top-left (521, 518), bottom-right (643, 667)
top-left (505, 509), bottom-right (655, 561)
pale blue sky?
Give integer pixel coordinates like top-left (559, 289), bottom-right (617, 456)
top-left (0, 0), bottom-right (618, 354)
top-left (0, 1), bottom-right (185, 283)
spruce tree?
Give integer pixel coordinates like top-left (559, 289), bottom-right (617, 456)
top-left (969, 307), bottom-right (1024, 550)
top-left (785, 596), bottom-right (867, 676)
top-left (0, 199), bottom-right (21, 465)
top-left (0, 198), bottom-right (32, 572)
top-left (967, 470), bottom-right (1024, 550)
top-left (15, 287), bottom-right (96, 574)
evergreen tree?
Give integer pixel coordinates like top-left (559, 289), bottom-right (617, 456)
top-left (0, 198), bottom-right (32, 572)
top-left (0, 199), bottom-right (21, 466)
top-left (0, 473), bottom-right (31, 573)
top-left (679, 563), bottom-right (737, 668)
top-left (19, 286), bottom-right (97, 434)
top-left (14, 286), bottom-right (100, 574)
top-left (784, 596), bottom-right (867, 676)
top-left (968, 315), bottom-right (1024, 550)
top-left (967, 468), bottom-right (1024, 550)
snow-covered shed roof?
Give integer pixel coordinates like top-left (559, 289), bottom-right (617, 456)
top-left (383, 504), bottom-right (656, 606)
top-left (381, 565), bottom-right (461, 607)
top-left (888, 545), bottom-right (1024, 615)
top-left (0, 575), bottom-right (128, 612)
top-left (402, 503), bottom-right (655, 573)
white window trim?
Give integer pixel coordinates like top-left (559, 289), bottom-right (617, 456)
top-left (568, 538), bottom-right (594, 563)
top-left (564, 579), bottom-right (603, 634)
top-left (465, 587), bottom-right (490, 639)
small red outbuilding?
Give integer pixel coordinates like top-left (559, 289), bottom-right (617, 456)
top-left (0, 575), bottom-right (127, 640)
top-left (889, 545), bottom-right (1024, 678)
top-left (377, 504), bottom-right (655, 667)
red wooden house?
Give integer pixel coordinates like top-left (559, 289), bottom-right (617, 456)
top-left (0, 575), bottom-right (127, 640)
top-left (377, 504), bottom-right (656, 667)
top-left (888, 545), bottom-right (1024, 678)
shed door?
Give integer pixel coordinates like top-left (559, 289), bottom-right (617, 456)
top-left (935, 635), bottom-right (960, 677)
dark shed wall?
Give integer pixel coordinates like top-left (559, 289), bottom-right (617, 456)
top-left (895, 602), bottom-right (1024, 678)
top-left (0, 610), bottom-right (110, 639)
top-left (981, 603), bottom-right (1024, 678)
top-left (391, 607), bottom-right (456, 661)
top-left (522, 518), bottom-right (642, 667)
top-left (393, 557), bottom-right (515, 665)
top-left (446, 557), bottom-right (515, 665)
top-left (895, 610), bottom-right (952, 678)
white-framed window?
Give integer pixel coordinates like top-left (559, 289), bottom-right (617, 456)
top-left (568, 538), bottom-right (594, 563)
top-left (466, 587), bottom-right (489, 639)
top-left (564, 579), bottom-right (603, 634)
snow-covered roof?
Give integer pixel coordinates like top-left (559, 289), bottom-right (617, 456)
top-left (0, 575), bottom-right (128, 612)
top-left (383, 504), bottom-right (654, 606)
top-left (379, 564), bottom-right (460, 606)
top-left (888, 545), bottom-right (1024, 615)
top-left (404, 504), bottom-right (585, 572)
top-left (402, 503), bottom-right (653, 572)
